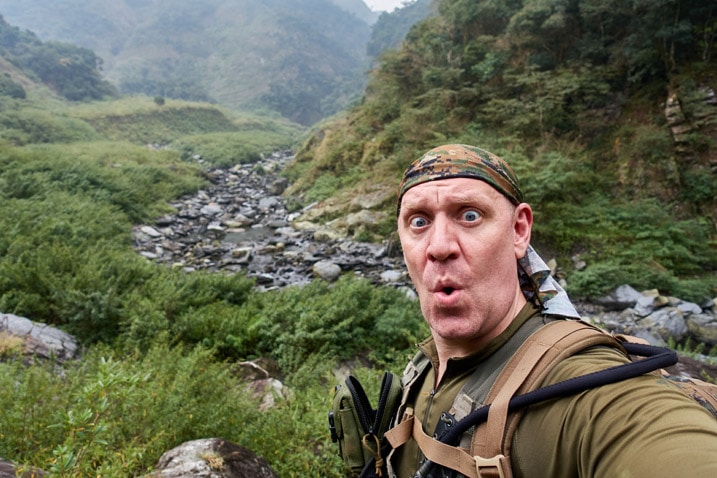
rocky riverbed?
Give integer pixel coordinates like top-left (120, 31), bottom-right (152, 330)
top-left (132, 150), bottom-right (409, 292)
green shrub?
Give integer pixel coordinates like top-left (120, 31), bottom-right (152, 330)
top-left (0, 342), bottom-right (259, 477)
top-left (172, 131), bottom-right (292, 167)
top-left (0, 108), bottom-right (100, 145)
top-left (121, 269), bottom-right (256, 353)
top-left (248, 275), bottom-right (425, 375)
top-left (0, 142), bottom-right (204, 221)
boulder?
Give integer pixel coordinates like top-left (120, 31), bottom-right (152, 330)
top-left (0, 459), bottom-right (47, 477)
top-left (637, 307), bottom-right (688, 344)
top-left (594, 285), bottom-right (643, 311)
top-left (686, 314), bottom-right (717, 346)
top-left (148, 438), bottom-right (278, 478)
top-left (0, 313), bottom-right (79, 363)
top-left (312, 260), bottom-right (342, 281)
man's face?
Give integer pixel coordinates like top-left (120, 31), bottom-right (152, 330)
top-left (398, 177), bottom-right (532, 354)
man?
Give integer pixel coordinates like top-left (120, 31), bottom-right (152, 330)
top-left (385, 144), bottom-right (717, 477)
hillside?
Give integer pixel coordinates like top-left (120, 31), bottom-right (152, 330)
top-left (287, 0), bottom-right (717, 301)
top-left (0, 0), bottom-right (374, 125)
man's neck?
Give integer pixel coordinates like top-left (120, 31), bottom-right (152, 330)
top-left (433, 297), bottom-right (531, 384)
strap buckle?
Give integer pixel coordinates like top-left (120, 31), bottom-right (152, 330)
top-left (474, 454), bottom-right (508, 478)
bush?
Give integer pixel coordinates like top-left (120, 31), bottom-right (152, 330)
top-left (0, 342), bottom-right (258, 476)
top-left (121, 268), bottom-right (256, 353)
top-left (172, 131), bottom-right (292, 167)
top-left (249, 275), bottom-right (426, 375)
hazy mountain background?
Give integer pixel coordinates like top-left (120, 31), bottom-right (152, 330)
top-left (0, 0), bottom-right (429, 125)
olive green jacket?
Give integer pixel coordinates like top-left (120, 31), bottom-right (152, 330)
top-left (387, 305), bottom-right (717, 478)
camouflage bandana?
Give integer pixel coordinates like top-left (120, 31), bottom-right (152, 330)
top-left (397, 144), bottom-right (524, 216)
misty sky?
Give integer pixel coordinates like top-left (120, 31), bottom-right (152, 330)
top-left (364, 0), bottom-right (407, 12)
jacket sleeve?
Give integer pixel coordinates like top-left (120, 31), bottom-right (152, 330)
top-left (512, 346), bottom-right (717, 478)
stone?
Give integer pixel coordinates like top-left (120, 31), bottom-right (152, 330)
top-left (312, 261), bottom-right (342, 281)
top-left (594, 285), bottom-right (643, 310)
top-left (268, 177), bottom-right (289, 195)
top-left (380, 270), bottom-right (404, 283)
top-left (148, 438), bottom-right (278, 478)
top-left (677, 301), bottom-right (703, 316)
top-left (141, 226), bottom-right (163, 238)
top-left (639, 308), bottom-right (688, 343)
top-left (0, 459), bottom-right (47, 477)
top-left (0, 313), bottom-right (79, 363)
top-left (685, 314), bottom-right (717, 346)
top-left (634, 294), bottom-right (656, 317)
top-left (200, 204), bottom-right (224, 216)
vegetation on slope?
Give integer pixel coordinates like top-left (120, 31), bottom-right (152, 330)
top-left (288, 0), bottom-right (717, 301)
top-left (0, 15), bottom-right (116, 101)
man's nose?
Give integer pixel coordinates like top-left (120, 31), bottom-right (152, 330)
top-left (426, 216), bottom-right (459, 262)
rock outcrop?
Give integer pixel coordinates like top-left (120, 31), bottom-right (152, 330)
top-left (147, 438), bottom-right (278, 478)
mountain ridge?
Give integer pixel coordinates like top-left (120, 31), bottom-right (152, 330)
top-left (0, 0), bottom-right (377, 125)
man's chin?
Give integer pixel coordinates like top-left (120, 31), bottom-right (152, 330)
top-left (429, 317), bottom-right (477, 341)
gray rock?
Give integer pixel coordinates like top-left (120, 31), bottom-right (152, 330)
top-left (312, 261), bottom-right (342, 281)
top-left (380, 270), bottom-right (404, 283)
top-left (141, 226), bottom-right (163, 238)
top-left (200, 204), bottom-right (224, 216)
top-left (148, 438), bottom-right (278, 478)
top-left (258, 197), bottom-right (280, 212)
top-left (0, 313), bottom-right (79, 363)
top-left (595, 285), bottom-right (643, 310)
top-left (268, 177), bottom-right (289, 195)
top-left (685, 314), bottom-right (717, 346)
top-left (677, 300), bottom-right (702, 316)
top-left (634, 294), bottom-right (657, 317)
top-left (638, 308), bottom-right (688, 343)
top-left (0, 458), bottom-right (47, 477)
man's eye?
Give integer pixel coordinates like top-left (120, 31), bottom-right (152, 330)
top-left (410, 216), bottom-right (428, 228)
top-left (462, 210), bottom-right (480, 222)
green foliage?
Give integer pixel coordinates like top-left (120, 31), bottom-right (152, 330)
top-left (0, 106), bottom-right (100, 145)
top-left (120, 269), bottom-right (256, 353)
top-left (79, 105), bottom-right (241, 145)
top-left (0, 72), bottom-right (25, 98)
top-left (0, 15), bottom-right (117, 101)
top-left (248, 275), bottom-right (426, 374)
top-left (172, 130), bottom-right (293, 168)
top-left (3, 0), bottom-right (373, 123)
top-left (0, 342), bottom-right (260, 476)
top-left (539, 196), bottom-right (717, 301)
top-left (292, 0), bottom-right (717, 300)
top-left (367, 0), bottom-right (434, 58)
top-left (0, 142), bottom-right (204, 221)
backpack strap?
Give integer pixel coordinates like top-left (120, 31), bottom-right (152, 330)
top-left (471, 320), bottom-right (626, 473)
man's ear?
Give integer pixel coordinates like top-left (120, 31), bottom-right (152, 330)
top-left (513, 203), bottom-right (533, 258)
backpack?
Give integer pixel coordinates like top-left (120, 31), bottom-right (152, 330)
top-left (329, 371), bottom-right (402, 477)
top-left (381, 319), bottom-right (717, 478)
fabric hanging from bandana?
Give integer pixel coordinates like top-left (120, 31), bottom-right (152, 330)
top-left (519, 245), bottom-right (580, 319)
